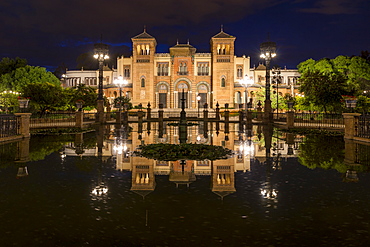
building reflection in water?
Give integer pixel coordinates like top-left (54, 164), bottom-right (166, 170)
top-left (50, 121), bottom-right (370, 201)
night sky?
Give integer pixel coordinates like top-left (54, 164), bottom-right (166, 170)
top-left (0, 0), bottom-right (369, 71)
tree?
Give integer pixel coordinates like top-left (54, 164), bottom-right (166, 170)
top-left (113, 96), bottom-right (132, 110)
top-left (255, 87), bottom-right (287, 111)
top-left (0, 57), bottom-right (27, 76)
top-left (299, 70), bottom-right (347, 112)
top-left (65, 84), bottom-right (98, 110)
top-left (299, 135), bottom-right (345, 173)
top-left (298, 56), bottom-right (370, 97)
top-left (22, 82), bottom-right (67, 114)
top-left (0, 92), bottom-right (19, 113)
top-left (0, 65), bottom-right (60, 92)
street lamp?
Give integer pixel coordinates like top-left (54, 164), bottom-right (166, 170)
top-left (94, 42), bottom-right (109, 123)
top-left (272, 67), bottom-right (281, 119)
top-left (196, 94), bottom-right (201, 117)
top-left (114, 75), bottom-right (128, 122)
top-left (239, 75), bottom-right (254, 112)
top-left (260, 41), bottom-right (276, 123)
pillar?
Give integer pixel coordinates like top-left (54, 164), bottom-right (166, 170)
top-left (14, 113), bottom-right (31, 138)
top-left (286, 111), bottom-right (295, 129)
top-left (343, 113), bottom-right (361, 140)
top-left (76, 111), bottom-right (84, 128)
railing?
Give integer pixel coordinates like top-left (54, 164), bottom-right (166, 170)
top-left (356, 142), bottom-right (370, 166)
top-left (273, 113), bottom-right (287, 122)
top-left (357, 114), bottom-right (370, 139)
top-left (83, 112), bottom-right (96, 122)
top-left (294, 113), bottom-right (344, 128)
top-left (149, 110), bottom-right (217, 119)
top-left (0, 114), bottom-right (19, 138)
top-left (30, 111), bottom-right (76, 128)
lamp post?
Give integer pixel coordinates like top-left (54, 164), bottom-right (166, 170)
top-left (196, 94), bottom-right (201, 117)
top-left (114, 75), bottom-right (128, 123)
top-left (94, 42), bottom-right (109, 123)
top-left (260, 41), bottom-right (276, 123)
top-left (272, 67), bottom-right (281, 119)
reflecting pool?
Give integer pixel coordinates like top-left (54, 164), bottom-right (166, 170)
top-left (1, 122), bottom-right (370, 247)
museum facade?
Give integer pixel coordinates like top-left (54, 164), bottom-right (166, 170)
top-left (63, 29), bottom-right (300, 110)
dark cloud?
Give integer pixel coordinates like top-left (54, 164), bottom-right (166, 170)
top-left (0, 0), bottom-right (369, 70)
top-left (297, 0), bottom-right (364, 14)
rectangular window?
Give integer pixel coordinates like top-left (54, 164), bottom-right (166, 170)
top-left (84, 77), bottom-right (97, 86)
top-left (157, 62), bottom-right (169, 76)
top-left (197, 62), bottom-right (209, 76)
top-left (288, 76), bottom-right (299, 85)
top-left (66, 77), bottom-right (81, 87)
top-left (178, 61), bottom-right (188, 75)
top-left (221, 78), bottom-right (226, 87)
top-left (237, 66), bottom-right (243, 79)
top-left (124, 66), bottom-right (130, 78)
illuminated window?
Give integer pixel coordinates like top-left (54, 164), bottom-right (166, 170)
top-left (157, 63), bottom-right (169, 76)
top-left (124, 66), bottom-right (130, 78)
top-left (197, 62), bottom-right (209, 76)
top-left (237, 66), bottom-right (243, 79)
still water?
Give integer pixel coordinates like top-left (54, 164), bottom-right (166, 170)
top-left (1, 123), bottom-right (370, 247)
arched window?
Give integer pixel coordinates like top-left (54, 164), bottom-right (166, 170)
top-left (145, 45), bottom-right (150, 55)
top-left (141, 78), bottom-right (145, 87)
top-left (221, 78), bottom-right (226, 87)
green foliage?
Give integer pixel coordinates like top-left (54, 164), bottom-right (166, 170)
top-left (65, 84), bottom-right (97, 110)
top-left (0, 57), bottom-right (27, 76)
top-left (134, 143), bottom-right (234, 161)
top-left (0, 92), bottom-right (19, 113)
top-left (297, 56), bottom-right (370, 112)
top-left (1, 65), bottom-right (60, 92)
top-left (113, 96), bottom-right (132, 110)
top-left (298, 135), bottom-right (345, 172)
top-left (299, 70), bottom-right (347, 112)
top-left (22, 82), bottom-right (67, 113)
top-left (255, 87), bottom-right (288, 111)
top-left (29, 135), bottom-right (72, 161)
top-left (355, 95), bottom-right (370, 113)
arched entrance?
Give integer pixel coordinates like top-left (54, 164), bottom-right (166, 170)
top-left (177, 82), bottom-right (189, 108)
top-left (235, 91), bottom-right (242, 107)
top-left (158, 84), bottom-right (168, 108)
top-left (197, 84), bottom-right (208, 108)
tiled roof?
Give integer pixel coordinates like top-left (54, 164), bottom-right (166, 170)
top-left (132, 30), bottom-right (154, 39)
top-left (212, 31), bottom-right (235, 39)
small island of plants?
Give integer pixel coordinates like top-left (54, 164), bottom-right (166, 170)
top-left (133, 143), bottom-right (234, 161)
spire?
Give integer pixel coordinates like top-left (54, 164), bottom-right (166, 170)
top-left (144, 25), bottom-right (146, 32)
top-left (187, 39), bottom-right (189, 45)
top-left (176, 39), bottom-right (179, 45)
top-left (221, 24), bottom-right (223, 32)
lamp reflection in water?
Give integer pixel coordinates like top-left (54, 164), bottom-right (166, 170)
top-left (239, 139), bottom-right (255, 157)
top-left (238, 75), bottom-right (254, 112)
top-left (237, 130), bottom-right (254, 173)
top-left (91, 125), bottom-right (109, 201)
top-left (91, 182), bottom-right (108, 198)
top-left (260, 125), bottom-right (278, 203)
top-left (113, 125), bottom-right (130, 171)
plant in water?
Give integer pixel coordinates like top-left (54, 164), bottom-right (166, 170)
top-left (134, 143), bottom-right (234, 161)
